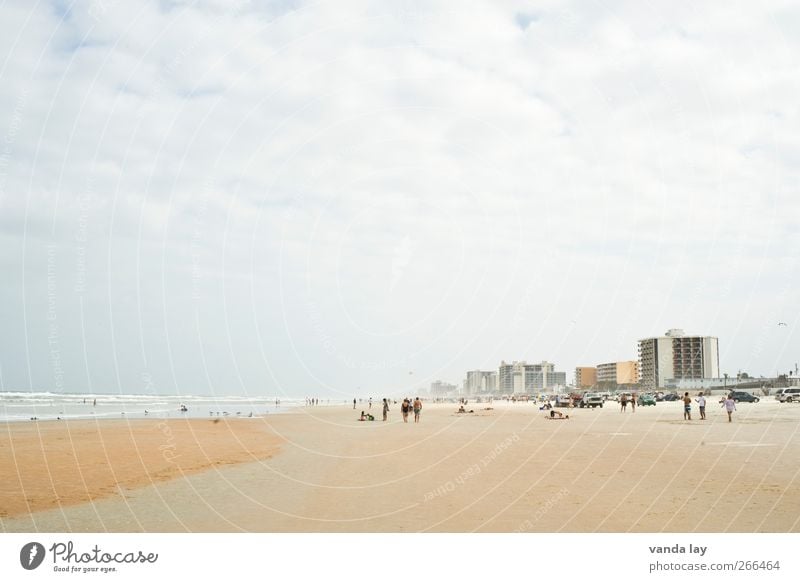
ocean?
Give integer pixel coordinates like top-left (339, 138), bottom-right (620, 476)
top-left (0, 391), bottom-right (341, 423)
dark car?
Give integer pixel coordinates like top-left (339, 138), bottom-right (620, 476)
top-left (728, 391), bottom-right (759, 403)
top-left (637, 393), bottom-right (657, 406)
top-left (662, 393), bottom-right (680, 401)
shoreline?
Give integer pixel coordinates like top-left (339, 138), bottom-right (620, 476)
top-left (2, 401), bottom-right (798, 532)
top-left (0, 417), bottom-right (283, 520)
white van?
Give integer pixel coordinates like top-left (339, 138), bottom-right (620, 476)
top-left (774, 388), bottom-right (786, 401)
top-left (779, 388), bottom-right (800, 403)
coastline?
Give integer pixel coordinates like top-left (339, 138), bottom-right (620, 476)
top-left (0, 417), bottom-right (283, 520)
top-left (1, 401), bottom-right (798, 532)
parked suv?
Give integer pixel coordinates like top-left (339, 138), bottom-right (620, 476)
top-left (779, 388), bottom-right (800, 403)
top-left (579, 393), bottom-right (604, 408)
top-left (728, 391), bottom-right (760, 403)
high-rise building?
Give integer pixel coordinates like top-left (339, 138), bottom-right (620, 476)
top-left (497, 361), bottom-right (566, 394)
top-left (575, 367), bottom-right (597, 389)
top-left (430, 380), bottom-right (458, 395)
top-left (464, 370), bottom-right (497, 395)
top-left (638, 329), bottom-right (719, 390)
top-left (596, 361), bottom-right (639, 386)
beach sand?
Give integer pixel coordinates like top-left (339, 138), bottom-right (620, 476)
top-left (1, 400), bottom-right (798, 532)
top-left (0, 418), bottom-right (282, 521)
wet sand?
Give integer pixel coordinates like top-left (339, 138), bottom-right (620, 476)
top-left (1, 400), bottom-right (798, 532)
top-left (0, 418), bottom-right (282, 520)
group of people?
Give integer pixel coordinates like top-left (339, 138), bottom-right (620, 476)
top-left (682, 392), bottom-right (736, 422)
top-left (619, 393), bottom-right (637, 412)
top-left (400, 398), bottom-right (423, 423)
top-left (358, 397), bottom-right (421, 423)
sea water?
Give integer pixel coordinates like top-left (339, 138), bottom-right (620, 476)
top-left (0, 391), bottom-right (340, 422)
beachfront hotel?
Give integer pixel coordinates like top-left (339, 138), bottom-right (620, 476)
top-left (575, 366), bottom-right (597, 389)
top-left (496, 361), bottom-right (567, 395)
top-left (430, 380), bottom-right (458, 396)
top-left (596, 361), bottom-right (640, 386)
top-left (638, 329), bottom-right (720, 390)
top-left (464, 370), bottom-right (497, 395)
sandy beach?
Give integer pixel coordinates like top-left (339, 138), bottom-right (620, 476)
top-left (0, 418), bottom-right (282, 521)
top-left (1, 400), bottom-right (798, 532)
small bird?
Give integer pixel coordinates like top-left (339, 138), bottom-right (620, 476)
top-left (778, 322), bottom-right (788, 327)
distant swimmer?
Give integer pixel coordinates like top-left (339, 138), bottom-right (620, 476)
top-left (180, 405), bottom-right (188, 412)
top-left (144, 410), bottom-right (149, 415)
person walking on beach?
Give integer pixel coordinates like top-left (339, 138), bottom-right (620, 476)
top-left (382, 398), bottom-right (389, 421)
top-left (369, 397), bottom-right (372, 410)
top-left (695, 392), bottom-right (707, 420)
top-left (401, 399), bottom-right (410, 423)
top-left (353, 398), bottom-right (356, 410)
top-left (682, 392), bottom-right (692, 420)
top-left (620, 393), bottom-right (628, 412)
top-left (630, 394), bottom-right (636, 413)
top-left (413, 397), bottom-right (422, 423)
top-left (722, 393), bottom-right (736, 422)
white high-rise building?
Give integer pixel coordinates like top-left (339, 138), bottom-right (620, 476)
top-left (496, 361), bottom-right (566, 394)
top-left (464, 370), bottom-right (497, 395)
top-left (638, 329), bottom-right (719, 390)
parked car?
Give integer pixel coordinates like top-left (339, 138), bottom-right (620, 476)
top-left (662, 393), bottom-right (680, 401)
top-left (728, 391), bottom-right (760, 403)
top-left (579, 393), bottom-right (604, 408)
top-left (779, 388), bottom-right (800, 403)
top-left (774, 388), bottom-right (787, 401)
top-left (638, 393), bottom-right (657, 406)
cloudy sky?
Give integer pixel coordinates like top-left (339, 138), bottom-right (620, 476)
top-left (1, 0), bottom-right (798, 398)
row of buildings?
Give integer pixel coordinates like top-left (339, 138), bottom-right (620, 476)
top-left (432, 329), bottom-right (725, 397)
top-left (443, 361), bottom-right (569, 397)
top-left (576, 329), bottom-right (721, 392)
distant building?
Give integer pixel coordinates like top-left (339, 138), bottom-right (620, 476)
top-left (430, 380), bottom-right (458, 395)
top-left (596, 361), bottom-right (639, 387)
top-left (464, 370), bottom-right (497, 395)
top-left (638, 329), bottom-right (720, 390)
top-left (497, 361), bottom-right (566, 394)
top-left (575, 367), bottom-right (597, 389)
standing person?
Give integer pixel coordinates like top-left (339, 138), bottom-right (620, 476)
top-left (369, 397), bottom-right (372, 410)
top-left (401, 399), bottom-right (409, 423)
top-left (620, 393), bottom-right (628, 412)
top-left (722, 393), bottom-right (736, 422)
top-left (353, 398), bottom-right (356, 410)
top-left (682, 392), bottom-right (692, 420)
top-left (695, 392), bottom-right (707, 420)
top-left (413, 397), bottom-right (422, 423)
top-left (630, 394), bottom-right (637, 413)
top-left (382, 398), bottom-right (389, 421)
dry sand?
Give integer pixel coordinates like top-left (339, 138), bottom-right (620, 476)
top-left (1, 400), bottom-right (799, 532)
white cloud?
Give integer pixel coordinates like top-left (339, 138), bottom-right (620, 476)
top-left (1, 0), bottom-right (798, 395)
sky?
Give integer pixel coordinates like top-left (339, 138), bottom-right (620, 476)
top-left (0, 0), bottom-right (798, 398)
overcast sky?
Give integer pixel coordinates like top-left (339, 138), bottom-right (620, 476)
top-left (1, 0), bottom-right (798, 398)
